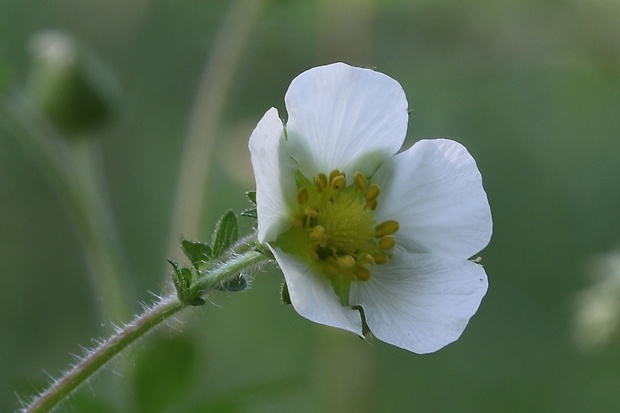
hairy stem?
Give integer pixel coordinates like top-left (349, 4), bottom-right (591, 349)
top-left (22, 248), bottom-right (268, 413)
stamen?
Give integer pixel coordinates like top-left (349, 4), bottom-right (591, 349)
top-left (328, 169), bottom-right (341, 184)
top-left (331, 175), bottom-right (346, 191)
top-left (336, 255), bottom-right (356, 269)
top-left (375, 220), bottom-right (400, 237)
top-left (309, 225), bottom-right (326, 243)
top-left (372, 253), bottom-right (390, 264)
top-left (354, 172), bottom-right (368, 190)
top-left (314, 173), bottom-right (328, 192)
top-left (297, 187), bottom-right (308, 204)
top-left (286, 169), bottom-right (400, 288)
top-left (378, 235), bottom-right (396, 250)
top-left (365, 184), bottom-right (380, 202)
top-left (323, 262), bottom-right (340, 276)
top-left (353, 267), bottom-right (371, 281)
top-left (304, 207), bottom-right (318, 219)
top-left (365, 254), bottom-right (375, 265)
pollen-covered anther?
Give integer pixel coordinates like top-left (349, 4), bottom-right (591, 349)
top-left (372, 253), bottom-right (390, 264)
top-left (353, 267), bottom-right (371, 281)
top-left (336, 255), bottom-right (356, 269)
top-left (308, 225), bottom-right (326, 242)
top-left (375, 220), bottom-right (400, 237)
top-left (366, 198), bottom-right (378, 211)
top-left (297, 187), bottom-right (308, 204)
top-left (328, 169), bottom-right (342, 183)
top-left (330, 175), bottom-right (346, 191)
top-left (353, 172), bottom-right (368, 191)
top-left (378, 235), bottom-right (396, 250)
top-left (365, 184), bottom-right (380, 202)
top-left (365, 254), bottom-right (376, 265)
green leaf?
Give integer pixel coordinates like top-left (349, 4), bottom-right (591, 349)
top-left (133, 333), bottom-right (196, 413)
top-left (211, 210), bottom-right (238, 258)
top-left (181, 239), bottom-right (213, 269)
top-left (245, 190), bottom-right (257, 204)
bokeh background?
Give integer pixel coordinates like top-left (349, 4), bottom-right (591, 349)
top-left (2, 0), bottom-right (620, 412)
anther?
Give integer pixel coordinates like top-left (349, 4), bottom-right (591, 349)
top-left (365, 184), bottom-right (381, 202)
top-left (375, 220), bottom-right (400, 237)
top-left (366, 199), bottom-right (378, 211)
top-left (354, 172), bottom-right (368, 191)
top-left (331, 175), bottom-right (346, 191)
top-left (353, 267), bottom-right (371, 281)
top-left (308, 225), bottom-right (326, 242)
top-left (323, 262), bottom-right (340, 276)
top-left (365, 254), bottom-right (375, 265)
top-left (328, 169), bottom-right (341, 184)
top-left (297, 187), bottom-right (308, 204)
top-left (314, 173), bottom-right (328, 192)
top-left (336, 255), bottom-right (356, 269)
top-left (378, 235), bottom-right (396, 250)
top-left (304, 207), bottom-right (318, 219)
top-left (372, 253), bottom-right (390, 264)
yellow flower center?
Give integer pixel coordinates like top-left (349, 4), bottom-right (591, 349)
top-left (275, 169), bottom-right (399, 305)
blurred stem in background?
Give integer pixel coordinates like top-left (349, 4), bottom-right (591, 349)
top-left (0, 31), bottom-right (132, 324)
top-left (317, 329), bottom-right (378, 412)
top-left (315, 1), bottom-right (378, 412)
top-left (167, 0), bottom-right (265, 258)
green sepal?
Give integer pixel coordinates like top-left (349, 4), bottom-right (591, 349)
top-left (212, 210), bottom-right (238, 258)
top-left (280, 281), bottom-right (291, 305)
top-left (293, 169), bottom-right (312, 188)
top-left (240, 208), bottom-right (257, 219)
top-left (167, 259), bottom-right (205, 307)
top-left (181, 239), bottom-right (213, 270)
top-left (352, 305), bottom-right (371, 337)
top-left (217, 274), bottom-right (247, 292)
top-left (329, 275), bottom-right (351, 307)
top-left (242, 192), bottom-right (257, 219)
top-left (245, 190), bottom-right (257, 205)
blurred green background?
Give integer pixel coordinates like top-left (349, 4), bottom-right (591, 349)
top-left (2, 0), bottom-right (620, 412)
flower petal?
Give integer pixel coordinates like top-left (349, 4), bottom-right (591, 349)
top-left (350, 250), bottom-right (488, 354)
top-left (374, 139), bottom-right (492, 258)
top-left (284, 62), bottom-right (408, 178)
top-left (248, 108), bottom-right (297, 243)
top-left (271, 246), bottom-right (363, 335)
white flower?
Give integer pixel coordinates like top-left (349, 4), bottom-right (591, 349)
top-left (249, 62), bottom-right (492, 353)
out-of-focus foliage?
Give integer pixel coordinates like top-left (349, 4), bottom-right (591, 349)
top-left (2, 0), bottom-right (620, 412)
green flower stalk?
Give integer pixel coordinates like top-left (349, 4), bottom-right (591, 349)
top-left (22, 237), bottom-right (269, 413)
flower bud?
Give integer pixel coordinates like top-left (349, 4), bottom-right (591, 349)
top-left (27, 31), bottom-right (119, 134)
